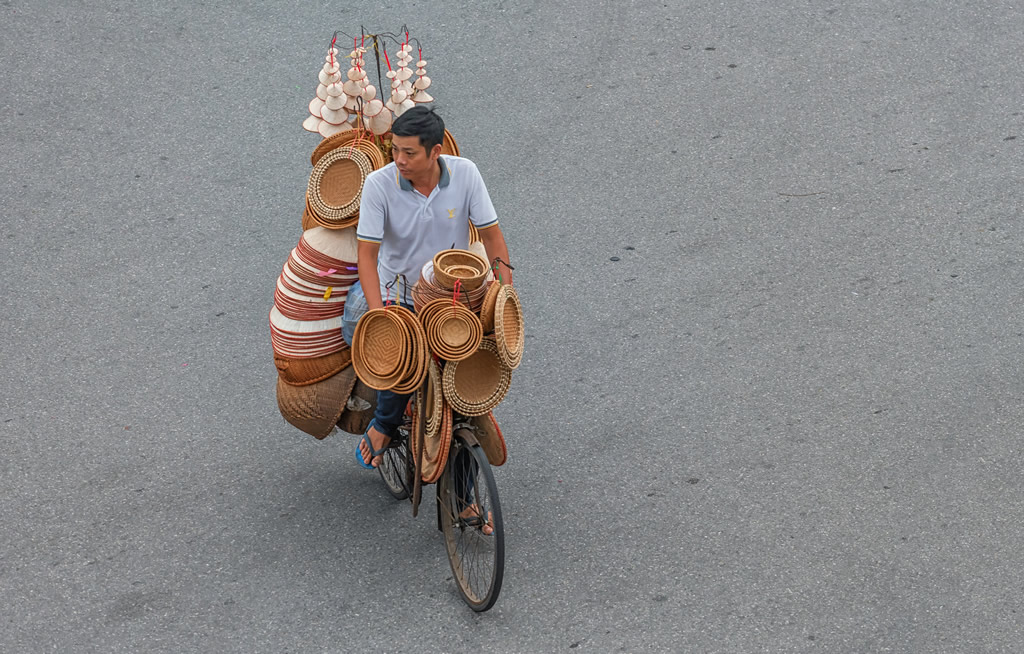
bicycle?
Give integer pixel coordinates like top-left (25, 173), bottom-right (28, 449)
top-left (376, 389), bottom-right (505, 612)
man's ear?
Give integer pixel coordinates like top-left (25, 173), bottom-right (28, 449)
top-left (429, 143), bottom-right (443, 160)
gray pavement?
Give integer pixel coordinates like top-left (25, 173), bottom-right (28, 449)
top-left (2, 0), bottom-right (1023, 651)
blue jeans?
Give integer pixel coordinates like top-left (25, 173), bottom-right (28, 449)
top-left (342, 281), bottom-right (414, 440)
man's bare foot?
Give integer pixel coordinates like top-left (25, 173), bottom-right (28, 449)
top-left (359, 425), bottom-right (390, 468)
top-left (459, 504), bottom-right (494, 535)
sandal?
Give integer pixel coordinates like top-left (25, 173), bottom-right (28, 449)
top-left (354, 423), bottom-right (390, 469)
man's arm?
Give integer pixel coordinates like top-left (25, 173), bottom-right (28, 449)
top-left (479, 225), bottom-right (513, 286)
top-left (357, 241), bottom-right (384, 310)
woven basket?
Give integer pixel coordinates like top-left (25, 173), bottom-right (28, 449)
top-left (351, 308), bottom-right (409, 389)
top-left (420, 396), bottom-right (452, 484)
top-left (311, 128), bottom-right (365, 166)
top-left (274, 347), bottom-right (352, 386)
top-left (307, 147), bottom-right (373, 221)
top-left (478, 281), bottom-right (501, 333)
top-left (471, 411), bottom-right (507, 467)
top-left (433, 249), bottom-right (488, 291)
top-left (390, 306), bottom-right (429, 394)
top-left (276, 366), bottom-right (357, 439)
top-left (441, 338), bottom-right (512, 416)
top-left (493, 285), bottom-right (524, 370)
top-left (423, 358), bottom-right (443, 441)
top-left (418, 299), bottom-right (483, 361)
top-left (441, 129), bottom-right (460, 157)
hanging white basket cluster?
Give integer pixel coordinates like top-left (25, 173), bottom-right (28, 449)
top-left (302, 36), bottom-right (436, 137)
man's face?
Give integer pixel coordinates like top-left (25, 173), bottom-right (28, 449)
top-left (392, 134), bottom-right (440, 181)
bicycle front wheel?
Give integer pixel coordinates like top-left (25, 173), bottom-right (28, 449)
top-left (437, 428), bottom-right (505, 611)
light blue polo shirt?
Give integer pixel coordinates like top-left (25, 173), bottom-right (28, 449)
top-left (356, 155), bottom-right (499, 304)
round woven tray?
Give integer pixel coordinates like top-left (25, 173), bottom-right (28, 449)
top-left (352, 308), bottom-right (408, 384)
top-left (493, 285), bottom-right (524, 369)
top-left (479, 281), bottom-right (501, 333)
top-left (441, 338), bottom-right (512, 416)
top-left (307, 147), bottom-right (373, 221)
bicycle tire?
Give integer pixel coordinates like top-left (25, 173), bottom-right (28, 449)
top-left (437, 428), bottom-right (505, 611)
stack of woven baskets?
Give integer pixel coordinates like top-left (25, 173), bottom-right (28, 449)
top-left (350, 247), bottom-right (524, 481)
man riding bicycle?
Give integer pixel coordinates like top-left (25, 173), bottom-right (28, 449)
top-left (340, 106), bottom-right (513, 470)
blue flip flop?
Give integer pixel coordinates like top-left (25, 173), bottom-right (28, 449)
top-left (354, 424), bottom-right (389, 469)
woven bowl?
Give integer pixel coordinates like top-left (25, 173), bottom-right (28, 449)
top-left (432, 249), bottom-right (488, 291)
top-left (422, 301), bottom-right (482, 361)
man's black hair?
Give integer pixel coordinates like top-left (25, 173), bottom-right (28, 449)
top-left (391, 106), bottom-right (445, 153)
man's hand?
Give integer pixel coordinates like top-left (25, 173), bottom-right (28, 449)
top-left (479, 225), bottom-right (513, 286)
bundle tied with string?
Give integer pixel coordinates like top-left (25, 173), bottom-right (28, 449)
top-left (350, 275), bottom-right (429, 391)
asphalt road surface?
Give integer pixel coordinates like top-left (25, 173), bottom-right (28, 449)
top-left (3, 1), bottom-right (1023, 652)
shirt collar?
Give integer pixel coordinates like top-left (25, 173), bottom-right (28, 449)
top-left (398, 156), bottom-right (451, 192)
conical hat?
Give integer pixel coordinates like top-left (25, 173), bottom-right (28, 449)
top-left (302, 225), bottom-right (359, 264)
top-left (302, 115), bottom-right (323, 133)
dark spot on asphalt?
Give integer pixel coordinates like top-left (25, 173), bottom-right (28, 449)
top-left (215, 312), bottom-right (226, 317)
top-left (1005, 136), bottom-right (1017, 141)
top-left (687, 478), bottom-right (700, 484)
top-left (727, 63), bottom-right (737, 68)
top-left (671, 149), bottom-right (677, 153)
top-left (883, 485), bottom-right (891, 489)
top-left (135, 174), bottom-right (141, 178)
top-left (570, 643), bottom-right (580, 649)
top-left (887, 168), bottom-right (905, 173)
top-left (711, 134), bottom-right (722, 139)
top-left (808, 635), bottom-right (816, 641)
top-left (705, 46), bottom-right (715, 50)
top-left (170, 305), bottom-right (178, 309)
top-left (624, 246), bottom-right (635, 250)
top-left (950, 274), bottom-right (959, 278)
top-left (609, 256), bottom-right (620, 261)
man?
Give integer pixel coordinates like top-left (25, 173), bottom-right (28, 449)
top-left (341, 106), bottom-right (513, 469)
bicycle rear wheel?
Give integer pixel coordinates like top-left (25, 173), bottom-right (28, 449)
top-left (437, 428), bottom-right (504, 611)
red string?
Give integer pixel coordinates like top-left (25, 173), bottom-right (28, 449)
top-left (330, 36), bottom-right (337, 67)
top-left (451, 279), bottom-right (462, 315)
top-left (383, 48), bottom-right (392, 71)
